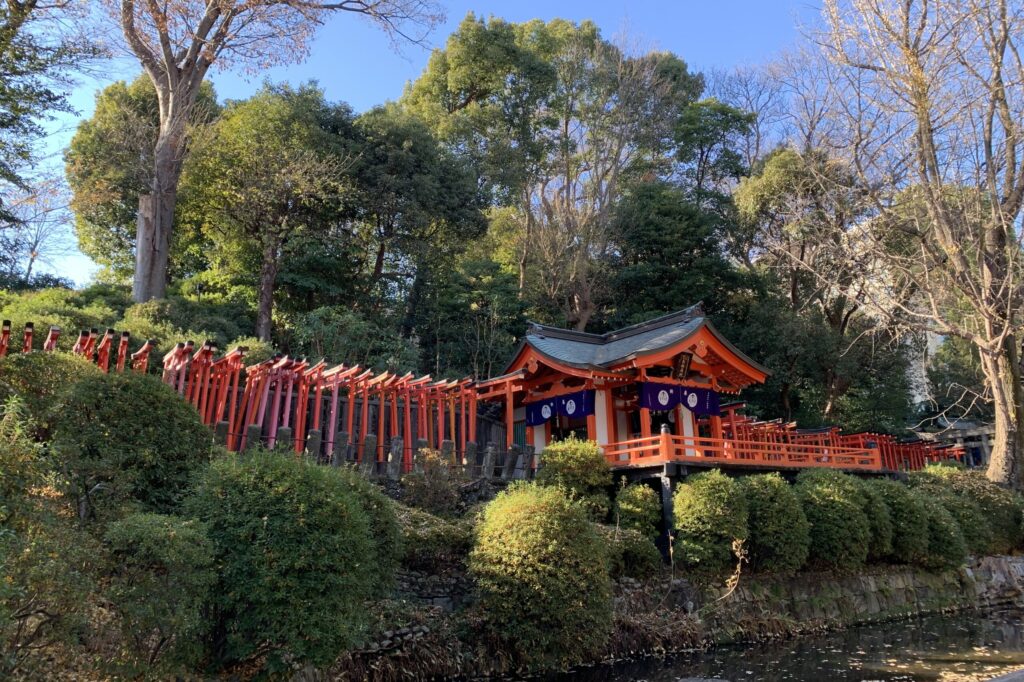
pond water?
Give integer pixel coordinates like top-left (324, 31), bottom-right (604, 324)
top-left (571, 608), bottom-right (1024, 682)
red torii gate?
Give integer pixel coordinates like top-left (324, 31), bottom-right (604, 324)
top-left (0, 318), bottom-right (966, 474)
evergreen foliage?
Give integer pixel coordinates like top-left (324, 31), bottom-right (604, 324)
top-left (909, 466), bottom-right (1024, 553)
top-left (595, 524), bottom-right (663, 580)
top-left (794, 470), bottom-right (870, 571)
top-left (469, 483), bottom-right (612, 670)
top-left (867, 479), bottom-right (929, 565)
top-left (856, 477), bottom-right (894, 562)
top-left (615, 482), bottom-right (662, 540)
top-left (50, 371), bottom-right (212, 519)
top-left (673, 470), bottom-right (748, 575)
top-left (0, 399), bottom-right (102, 676)
top-left (395, 503), bottom-right (473, 572)
top-left (738, 473), bottom-right (810, 574)
top-left (184, 452), bottom-right (377, 673)
top-left (332, 466), bottom-right (403, 594)
top-left (915, 495), bottom-right (968, 570)
top-left (0, 351), bottom-right (99, 436)
top-left (536, 436), bottom-right (612, 521)
top-left (104, 513), bottom-right (215, 673)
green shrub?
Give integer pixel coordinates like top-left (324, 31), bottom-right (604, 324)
top-left (673, 470), bottom-right (748, 576)
top-left (595, 524), bottom-right (663, 579)
top-left (916, 494), bottom-right (968, 570)
top-left (332, 466), bottom-right (403, 595)
top-left (537, 435), bottom-right (611, 520)
top-left (794, 469), bottom-right (870, 571)
top-left (118, 298), bottom-right (249, 353)
top-left (908, 472), bottom-right (992, 555)
top-left (0, 352), bottom-right (99, 437)
top-left (469, 483), bottom-right (612, 670)
top-left (227, 336), bottom-right (275, 365)
top-left (910, 466), bottom-right (1023, 553)
top-left (185, 452), bottom-right (377, 673)
top-left (292, 306), bottom-right (418, 372)
top-left (50, 371), bottom-right (212, 519)
top-left (104, 513), bottom-right (215, 673)
top-left (395, 503), bottom-right (473, 572)
top-left (615, 482), bottom-right (661, 540)
top-left (0, 287), bottom-right (119, 350)
top-left (856, 477), bottom-right (894, 561)
top-left (0, 399), bottom-right (102, 676)
top-left (794, 469), bottom-right (887, 558)
top-left (867, 478), bottom-right (928, 564)
top-left (0, 398), bottom-right (44, 527)
top-left (537, 435), bottom-right (611, 490)
top-left (402, 448), bottom-right (461, 517)
top-left (738, 473), bottom-right (809, 574)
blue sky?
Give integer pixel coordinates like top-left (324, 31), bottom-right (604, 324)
top-left (44, 1), bottom-right (819, 285)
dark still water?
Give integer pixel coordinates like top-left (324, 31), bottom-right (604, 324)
top-left (569, 608), bottom-right (1024, 682)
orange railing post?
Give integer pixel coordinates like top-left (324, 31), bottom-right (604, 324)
top-left (659, 424), bottom-right (672, 462)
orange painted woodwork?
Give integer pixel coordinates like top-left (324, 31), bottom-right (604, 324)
top-left (0, 313), bottom-right (970, 477)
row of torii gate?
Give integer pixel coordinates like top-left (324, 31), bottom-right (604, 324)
top-left (0, 322), bottom-right (485, 473)
top-left (0, 320), bottom-right (965, 475)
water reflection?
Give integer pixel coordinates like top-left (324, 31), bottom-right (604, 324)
top-left (570, 608), bottom-right (1024, 682)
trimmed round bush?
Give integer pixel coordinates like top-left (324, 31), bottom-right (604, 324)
top-left (334, 466), bottom-right (403, 594)
top-left (469, 483), bottom-right (612, 670)
top-left (0, 352), bottom-right (99, 438)
top-left (867, 478), bottom-right (928, 564)
top-left (738, 473), bottom-right (810, 574)
top-left (595, 524), bottom-right (663, 580)
top-left (104, 512), bottom-right (215, 673)
top-left (856, 478), bottom-right (894, 561)
top-left (908, 472), bottom-right (992, 555)
top-left (673, 470), bottom-right (748, 576)
top-left (615, 483), bottom-right (661, 540)
top-left (910, 466), bottom-right (1023, 553)
top-left (185, 452), bottom-right (377, 673)
top-left (537, 435), bottom-right (611, 520)
top-left (794, 469), bottom-right (870, 571)
top-left (50, 371), bottom-right (212, 518)
top-left (916, 494), bottom-right (968, 570)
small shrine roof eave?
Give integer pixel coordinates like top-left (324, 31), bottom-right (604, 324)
top-left (502, 306), bottom-right (771, 385)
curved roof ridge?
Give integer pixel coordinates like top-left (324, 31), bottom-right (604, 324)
top-left (526, 302), bottom-right (706, 345)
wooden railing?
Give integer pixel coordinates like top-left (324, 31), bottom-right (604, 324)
top-left (604, 429), bottom-right (884, 471)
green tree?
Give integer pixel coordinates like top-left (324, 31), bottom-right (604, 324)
top-left (184, 84), bottom-right (349, 341)
top-left (109, 0), bottom-right (442, 302)
top-left (411, 249), bottom-right (524, 377)
top-left (64, 75), bottom-right (218, 281)
top-left (349, 104), bottom-right (485, 307)
top-left (406, 15), bottom-right (703, 330)
top-left (609, 180), bottom-right (744, 326)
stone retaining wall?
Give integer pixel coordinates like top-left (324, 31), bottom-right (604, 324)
top-left (395, 568), bottom-right (471, 612)
top-left (703, 555), bottom-right (1024, 642)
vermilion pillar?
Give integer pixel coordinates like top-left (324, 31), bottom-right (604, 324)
top-left (505, 383), bottom-right (514, 448)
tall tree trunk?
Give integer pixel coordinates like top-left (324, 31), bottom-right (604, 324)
top-left (984, 336), bottom-right (1024, 489)
top-left (255, 239), bottom-right (280, 342)
top-left (133, 120), bottom-right (185, 302)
